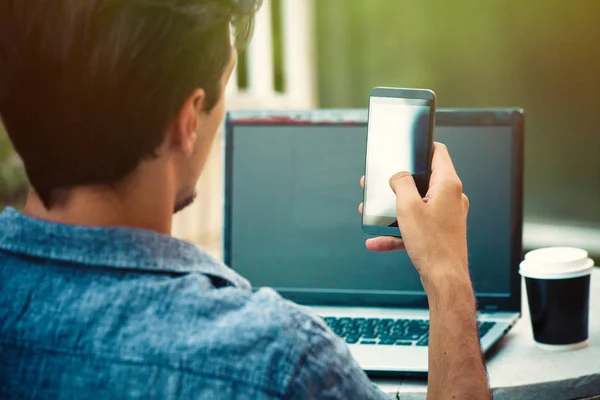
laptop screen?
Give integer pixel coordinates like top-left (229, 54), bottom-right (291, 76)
top-left (224, 109), bottom-right (523, 311)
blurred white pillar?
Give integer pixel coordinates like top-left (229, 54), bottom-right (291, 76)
top-left (282, 0), bottom-right (316, 107)
top-left (247, 0), bottom-right (274, 97)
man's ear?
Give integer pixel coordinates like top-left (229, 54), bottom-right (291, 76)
top-left (172, 88), bottom-right (206, 157)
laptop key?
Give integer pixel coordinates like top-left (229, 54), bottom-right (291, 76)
top-left (338, 318), bottom-right (352, 327)
top-left (363, 331), bottom-right (378, 339)
top-left (389, 332), bottom-right (420, 341)
top-left (379, 326), bottom-right (393, 336)
top-left (332, 326), bottom-right (345, 337)
top-left (345, 336), bottom-right (360, 344)
top-left (379, 319), bottom-right (394, 328)
top-left (324, 317), bottom-right (496, 346)
top-left (406, 325), bottom-right (428, 335)
top-left (346, 327), bottom-right (359, 335)
top-left (416, 335), bottom-right (429, 346)
top-left (478, 322), bottom-right (496, 337)
top-left (348, 320), bottom-right (362, 333)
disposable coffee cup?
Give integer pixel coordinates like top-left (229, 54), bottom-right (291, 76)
top-left (519, 247), bottom-right (594, 350)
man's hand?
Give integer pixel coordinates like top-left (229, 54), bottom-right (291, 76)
top-left (359, 142), bottom-right (491, 400)
top-left (359, 142), bottom-right (469, 288)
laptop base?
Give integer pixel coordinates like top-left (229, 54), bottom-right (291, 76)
top-left (313, 306), bottom-right (520, 375)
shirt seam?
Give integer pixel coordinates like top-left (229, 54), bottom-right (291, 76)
top-left (0, 338), bottom-right (287, 398)
top-left (0, 245), bottom-right (248, 290)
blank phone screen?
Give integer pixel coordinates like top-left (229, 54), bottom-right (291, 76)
top-left (363, 96), bottom-right (432, 227)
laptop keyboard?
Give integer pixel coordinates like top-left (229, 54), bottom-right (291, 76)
top-left (322, 317), bottom-right (496, 346)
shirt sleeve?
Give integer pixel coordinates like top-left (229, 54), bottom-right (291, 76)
top-left (285, 316), bottom-right (391, 400)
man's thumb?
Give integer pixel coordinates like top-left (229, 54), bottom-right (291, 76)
top-left (389, 172), bottom-right (423, 216)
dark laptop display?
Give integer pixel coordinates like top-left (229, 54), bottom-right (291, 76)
top-left (224, 109), bottom-right (523, 312)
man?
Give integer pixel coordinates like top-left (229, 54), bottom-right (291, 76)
top-left (0, 1), bottom-right (491, 399)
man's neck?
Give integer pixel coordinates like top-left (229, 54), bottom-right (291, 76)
top-left (22, 176), bottom-right (176, 235)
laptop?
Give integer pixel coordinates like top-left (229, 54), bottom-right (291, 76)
top-left (223, 108), bottom-right (524, 375)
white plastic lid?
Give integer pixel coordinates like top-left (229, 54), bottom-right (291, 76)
top-left (519, 247), bottom-right (595, 279)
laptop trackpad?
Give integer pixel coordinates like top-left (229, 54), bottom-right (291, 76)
top-left (349, 344), bottom-right (429, 374)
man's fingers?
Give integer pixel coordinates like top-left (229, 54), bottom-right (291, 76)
top-left (430, 143), bottom-right (457, 176)
top-left (359, 177), bottom-right (364, 215)
top-left (366, 236), bottom-right (406, 252)
top-left (430, 143), bottom-right (460, 186)
top-left (389, 172), bottom-right (423, 216)
top-left (389, 171), bottom-right (418, 195)
top-left (462, 193), bottom-right (470, 212)
top-left (429, 142), bottom-right (464, 197)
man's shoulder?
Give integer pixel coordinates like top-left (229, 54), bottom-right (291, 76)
top-left (139, 284), bottom-right (333, 395)
top-left (164, 285), bottom-right (328, 363)
top-left (1, 259), bottom-right (336, 397)
top-left (0, 211), bottom-right (375, 397)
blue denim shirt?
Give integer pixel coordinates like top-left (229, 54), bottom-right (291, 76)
top-left (0, 208), bottom-right (388, 399)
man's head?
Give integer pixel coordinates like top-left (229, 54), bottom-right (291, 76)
top-left (0, 0), bottom-right (260, 212)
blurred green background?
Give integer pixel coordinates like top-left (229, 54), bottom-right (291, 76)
top-left (1, 0), bottom-right (598, 248)
top-left (316, 0), bottom-right (600, 230)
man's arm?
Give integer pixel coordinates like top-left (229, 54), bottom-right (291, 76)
top-left (425, 271), bottom-right (489, 399)
top-left (362, 142), bottom-right (491, 399)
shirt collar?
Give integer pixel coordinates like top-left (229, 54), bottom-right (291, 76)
top-left (0, 207), bottom-right (250, 289)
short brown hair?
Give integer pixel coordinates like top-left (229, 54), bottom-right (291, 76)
top-left (0, 0), bottom-right (260, 207)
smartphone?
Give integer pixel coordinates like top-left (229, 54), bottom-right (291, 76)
top-left (362, 87), bottom-right (436, 237)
